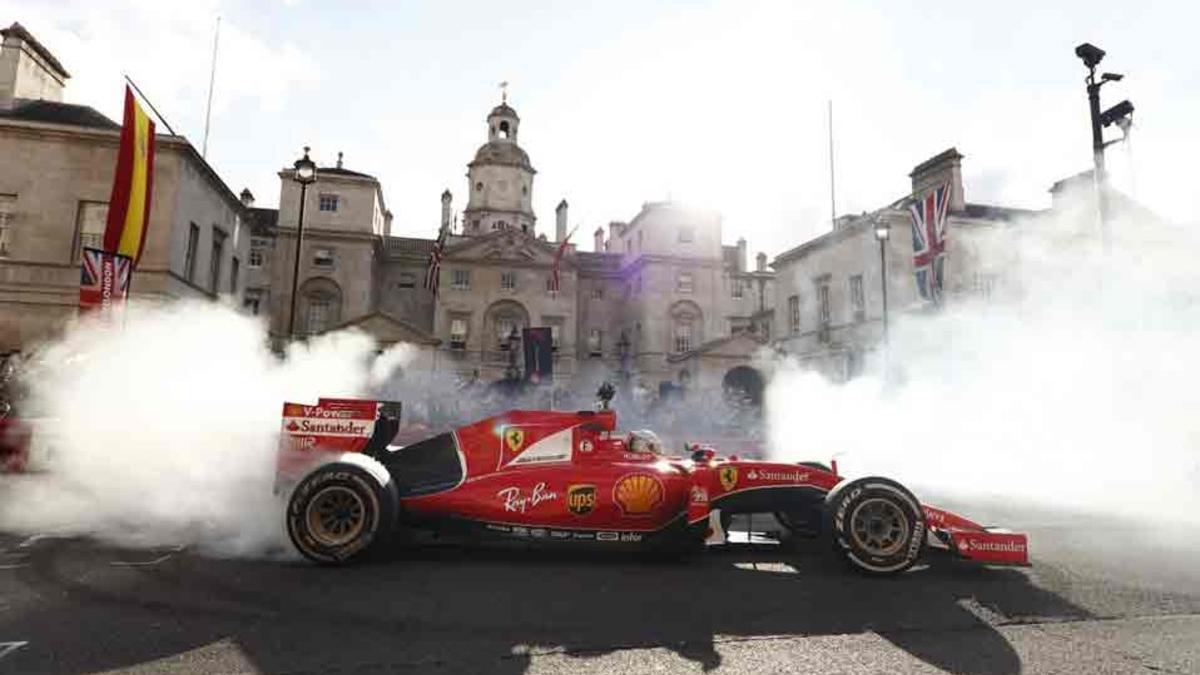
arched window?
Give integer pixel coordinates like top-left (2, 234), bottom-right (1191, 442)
top-left (499, 121), bottom-right (510, 139)
top-left (667, 300), bottom-right (703, 354)
top-left (299, 277), bottom-right (343, 336)
top-left (484, 300), bottom-right (530, 351)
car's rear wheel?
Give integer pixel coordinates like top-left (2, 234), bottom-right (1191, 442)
top-left (287, 461), bottom-right (398, 565)
top-left (826, 477), bottom-right (925, 576)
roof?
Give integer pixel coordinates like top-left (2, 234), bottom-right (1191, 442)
top-left (1, 22), bottom-right (70, 78)
top-left (324, 311), bottom-right (439, 346)
top-left (317, 166), bottom-right (376, 180)
top-left (1048, 169), bottom-right (1094, 194)
top-left (910, 147), bottom-right (963, 177)
top-left (0, 99), bottom-right (117, 130)
top-left (384, 236), bottom-right (435, 257)
top-left (245, 207), bottom-right (279, 235)
top-left (576, 251), bottom-right (621, 273)
top-left (962, 202), bottom-right (1042, 221)
top-left (471, 141), bottom-right (534, 172)
top-left (489, 102), bottom-right (519, 119)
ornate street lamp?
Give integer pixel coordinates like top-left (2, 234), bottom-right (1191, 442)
top-left (504, 325), bottom-right (521, 381)
top-left (286, 146), bottom-right (317, 339)
top-left (873, 215), bottom-right (890, 348)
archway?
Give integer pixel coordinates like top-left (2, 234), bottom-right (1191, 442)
top-left (298, 276), bottom-right (343, 336)
top-left (482, 299), bottom-right (530, 351)
top-left (722, 366), bottom-right (765, 408)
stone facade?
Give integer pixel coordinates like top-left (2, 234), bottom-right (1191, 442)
top-left (0, 24), bottom-right (250, 352)
top-left (255, 99), bottom-right (776, 397)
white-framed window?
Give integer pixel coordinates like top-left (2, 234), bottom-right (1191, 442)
top-left (816, 280), bottom-right (831, 326)
top-left (306, 297), bottom-right (332, 335)
top-left (591, 285), bottom-right (603, 299)
top-left (677, 272), bottom-right (693, 293)
top-left (449, 317), bottom-right (468, 349)
top-left (549, 324), bottom-right (561, 351)
top-left (678, 226), bottom-right (695, 243)
top-left (788, 295), bottom-right (800, 335)
top-left (0, 194), bottom-right (15, 256)
top-left (451, 269), bottom-right (470, 290)
top-left (731, 278), bottom-right (743, 299)
top-left (312, 248), bottom-right (335, 269)
top-left (849, 274), bottom-right (865, 322)
top-left (74, 200), bottom-right (108, 260)
top-left (398, 272), bottom-right (416, 289)
top-left (248, 237), bottom-right (269, 268)
top-left (210, 228), bottom-right (227, 293)
top-left (673, 321), bottom-right (693, 353)
top-left (184, 222), bottom-right (200, 282)
top-left (588, 328), bottom-right (603, 357)
top-left (318, 193), bottom-right (339, 212)
top-left (500, 270), bottom-right (517, 290)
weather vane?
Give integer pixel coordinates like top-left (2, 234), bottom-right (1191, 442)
top-left (499, 80), bottom-right (509, 104)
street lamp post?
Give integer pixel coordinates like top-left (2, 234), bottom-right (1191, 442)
top-left (1074, 42), bottom-right (1134, 253)
top-left (873, 216), bottom-right (890, 348)
top-left (286, 146), bottom-right (317, 340)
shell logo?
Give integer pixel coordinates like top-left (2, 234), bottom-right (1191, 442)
top-left (614, 473), bottom-right (664, 515)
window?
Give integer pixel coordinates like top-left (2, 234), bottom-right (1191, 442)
top-left (497, 318), bottom-right (517, 349)
top-left (248, 237), bottom-right (269, 268)
top-left (450, 318), bottom-right (468, 349)
top-left (591, 285), bottom-right (604, 299)
top-left (500, 270), bottom-right (516, 290)
top-left (549, 324), bottom-right (561, 351)
top-left (588, 329), bottom-right (603, 357)
top-left (243, 289), bottom-right (264, 315)
top-left (816, 279), bottom-right (831, 342)
top-left (398, 272), bottom-right (416, 289)
top-left (313, 248), bottom-right (334, 268)
top-left (678, 226), bottom-right (695, 243)
top-left (184, 223), bottom-right (200, 282)
top-left (451, 269), bottom-right (470, 290)
top-left (475, 182), bottom-right (483, 192)
top-left (74, 201), bottom-right (108, 260)
top-left (0, 194), bottom-right (15, 256)
top-left (210, 228), bottom-right (226, 293)
top-left (318, 194), bottom-right (339, 212)
top-left (788, 295), bottom-right (800, 335)
top-left (673, 321), bottom-right (693, 353)
top-left (849, 275), bottom-right (865, 322)
top-left (230, 257), bottom-right (240, 294)
top-left (625, 240), bottom-right (632, 254)
top-left (677, 272), bottom-right (693, 293)
top-left (306, 297), bottom-right (332, 335)
top-left (731, 279), bottom-right (743, 299)
top-left (637, 230), bottom-right (643, 252)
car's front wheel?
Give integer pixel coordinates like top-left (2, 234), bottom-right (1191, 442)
top-left (826, 477), bottom-right (925, 576)
top-left (286, 461), bottom-right (398, 565)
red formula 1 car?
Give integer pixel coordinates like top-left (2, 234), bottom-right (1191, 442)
top-left (276, 391), bottom-right (1029, 576)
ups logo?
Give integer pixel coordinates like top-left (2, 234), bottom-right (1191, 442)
top-left (567, 484), bottom-right (596, 515)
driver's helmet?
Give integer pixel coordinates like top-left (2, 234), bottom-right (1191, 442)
top-left (627, 429), bottom-right (664, 455)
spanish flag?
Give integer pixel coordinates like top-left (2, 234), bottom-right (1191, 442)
top-left (103, 85), bottom-right (156, 267)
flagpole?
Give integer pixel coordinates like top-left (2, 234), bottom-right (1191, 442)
top-left (202, 16), bottom-right (221, 158)
top-left (828, 99), bottom-right (837, 230)
top-left (123, 75), bottom-right (178, 136)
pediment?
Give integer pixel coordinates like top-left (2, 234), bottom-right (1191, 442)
top-left (327, 311), bottom-right (439, 346)
top-left (444, 230), bottom-right (569, 267)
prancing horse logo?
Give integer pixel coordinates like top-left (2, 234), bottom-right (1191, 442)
top-left (505, 427), bottom-right (525, 453)
top-left (719, 466), bottom-right (738, 492)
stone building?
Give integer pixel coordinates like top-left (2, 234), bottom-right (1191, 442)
top-left (770, 148), bottom-right (1041, 379)
top-left (254, 97), bottom-right (776, 399)
top-left (0, 22), bottom-right (249, 351)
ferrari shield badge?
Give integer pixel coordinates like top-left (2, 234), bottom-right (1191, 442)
top-left (505, 427), bottom-right (525, 453)
top-left (567, 484), bottom-right (596, 515)
top-left (719, 466), bottom-right (738, 492)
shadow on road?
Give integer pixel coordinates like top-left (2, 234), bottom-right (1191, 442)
top-left (1, 536), bottom-right (1097, 674)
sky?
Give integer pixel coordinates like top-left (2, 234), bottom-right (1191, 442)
top-left (6, 0), bottom-right (1198, 258)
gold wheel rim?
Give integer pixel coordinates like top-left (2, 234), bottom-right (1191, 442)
top-left (849, 497), bottom-right (909, 557)
top-left (306, 485), bottom-right (367, 547)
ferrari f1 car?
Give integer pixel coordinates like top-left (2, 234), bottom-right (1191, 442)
top-left (276, 390), bottom-right (1029, 575)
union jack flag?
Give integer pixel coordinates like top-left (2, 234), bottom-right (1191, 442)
top-left (549, 224), bottom-right (578, 293)
top-left (79, 247), bottom-right (132, 313)
top-left (909, 183), bottom-right (951, 303)
top-left (423, 227), bottom-right (447, 295)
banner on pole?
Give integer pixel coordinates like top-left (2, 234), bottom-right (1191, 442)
top-left (79, 247), bottom-right (132, 317)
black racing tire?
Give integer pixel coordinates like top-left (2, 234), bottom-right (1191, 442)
top-left (825, 476), bottom-right (925, 576)
top-left (286, 461), bottom-right (399, 565)
top-left (773, 462), bottom-right (832, 538)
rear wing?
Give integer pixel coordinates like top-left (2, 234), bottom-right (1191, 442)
top-left (277, 398), bottom-right (401, 486)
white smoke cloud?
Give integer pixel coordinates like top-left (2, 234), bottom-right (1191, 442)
top-left (0, 300), bottom-right (403, 557)
top-left (766, 190), bottom-right (1200, 529)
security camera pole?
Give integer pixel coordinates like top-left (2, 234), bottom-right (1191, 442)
top-left (1075, 42), bottom-right (1134, 253)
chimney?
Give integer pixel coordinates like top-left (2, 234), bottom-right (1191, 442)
top-left (239, 188), bottom-right (255, 208)
top-left (736, 237), bottom-right (747, 273)
top-left (0, 23), bottom-right (69, 104)
top-left (909, 148), bottom-right (965, 212)
top-left (594, 227), bottom-right (605, 253)
top-left (385, 209), bottom-right (394, 238)
top-left (555, 199), bottom-right (568, 242)
top-left (756, 251), bottom-right (767, 273)
top-left (336, 151), bottom-right (344, 169)
top-left (440, 189), bottom-right (452, 232)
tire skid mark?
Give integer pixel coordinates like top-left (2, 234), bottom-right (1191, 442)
top-left (0, 641), bottom-right (29, 662)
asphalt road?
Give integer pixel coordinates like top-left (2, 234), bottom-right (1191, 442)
top-left (1, 519), bottom-right (1199, 675)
